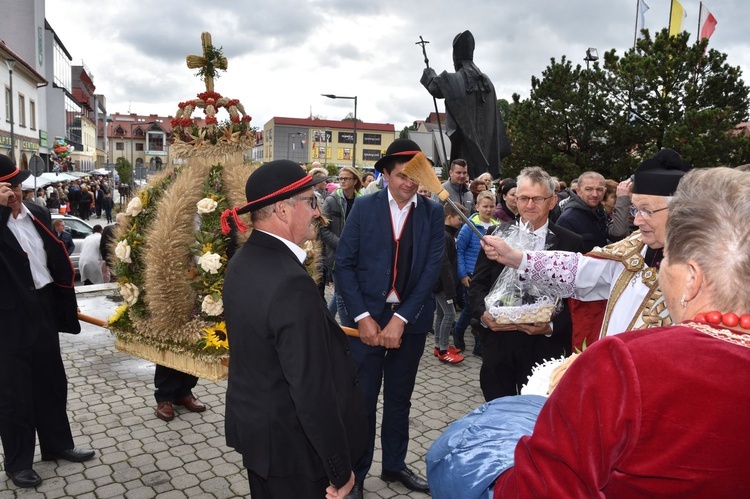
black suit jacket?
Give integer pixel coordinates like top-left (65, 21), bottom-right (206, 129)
top-left (223, 230), bottom-right (367, 487)
top-left (55, 228), bottom-right (75, 256)
top-left (0, 202), bottom-right (79, 349)
top-left (469, 221), bottom-right (585, 345)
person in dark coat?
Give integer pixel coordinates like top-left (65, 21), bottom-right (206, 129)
top-left (78, 186), bottom-right (92, 221)
top-left (222, 160), bottom-right (367, 499)
top-left (0, 156), bottom-right (94, 489)
top-left (52, 218), bottom-right (75, 256)
top-left (555, 172), bottom-right (608, 253)
top-left (470, 166), bottom-right (585, 400)
top-left (421, 30), bottom-right (511, 180)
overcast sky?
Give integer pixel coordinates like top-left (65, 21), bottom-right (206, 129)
top-left (46, 0), bottom-right (750, 131)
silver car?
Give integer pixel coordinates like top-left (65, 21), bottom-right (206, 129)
top-left (51, 214), bottom-right (94, 274)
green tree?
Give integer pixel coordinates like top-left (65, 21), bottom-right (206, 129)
top-left (509, 29), bottom-right (750, 179)
top-left (116, 157), bottom-right (132, 186)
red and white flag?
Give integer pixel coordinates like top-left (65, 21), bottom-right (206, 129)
top-left (699, 3), bottom-right (717, 41)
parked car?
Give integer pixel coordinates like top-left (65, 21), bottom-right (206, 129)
top-left (51, 213), bottom-right (93, 274)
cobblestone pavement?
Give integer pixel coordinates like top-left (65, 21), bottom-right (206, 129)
top-left (0, 288), bottom-right (486, 498)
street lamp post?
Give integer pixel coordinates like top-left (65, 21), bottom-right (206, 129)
top-left (322, 94), bottom-right (357, 169)
top-left (287, 132), bottom-right (304, 162)
top-left (584, 47), bottom-right (598, 70)
top-left (6, 59), bottom-right (16, 163)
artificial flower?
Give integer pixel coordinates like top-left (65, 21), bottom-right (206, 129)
top-left (201, 294), bottom-right (223, 316)
top-left (196, 197), bottom-right (218, 214)
top-left (198, 252), bottom-right (222, 274)
top-left (125, 196), bottom-right (142, 217)
top-left (120, 282), bottom-right (140, 306)
top-left (115, 240), bottom-right (132, 263)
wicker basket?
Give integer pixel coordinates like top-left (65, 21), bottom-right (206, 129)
top-left (115, 336), bottom-right (228, 382)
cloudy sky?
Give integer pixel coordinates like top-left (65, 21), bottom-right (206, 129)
top-left (46, 0), bottom-right (750, 131)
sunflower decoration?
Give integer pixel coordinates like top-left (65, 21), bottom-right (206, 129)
top-left (199, 322), bottom-right (229, 352)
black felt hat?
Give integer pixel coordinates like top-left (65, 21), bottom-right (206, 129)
top-left (0, 155), bottom-right (30, 186)
top-left (236, 159), bottom-right (326, 215)
top-left (632, 149), bottom-right (692, 196)
top-left (374, 139), bottom-right (422, 173)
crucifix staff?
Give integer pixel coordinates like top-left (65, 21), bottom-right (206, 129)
top-left (416, 36), bottom-right (450, 171)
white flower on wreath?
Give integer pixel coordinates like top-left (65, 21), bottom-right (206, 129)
top-left (119, 282), bottom-right (140, 306)
top-left (201, 295), bottom-right (223, 316)
top-left (198, 252), bottom-right (222, 274)
top-left (125, 196), bottom-right (142, 216)
top-left (115, 240), bottom-right (132, 263)
top-left (196, 197), bottom-right (218, 214)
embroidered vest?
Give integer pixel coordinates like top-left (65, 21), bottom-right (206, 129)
top-left (588, 230), bottom-right (672, 337)
top-left (389, 206), bottom-right (414, 302)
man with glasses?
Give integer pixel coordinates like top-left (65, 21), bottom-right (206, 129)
top-left (479, 150), bottom-right (692, 347)
top-left (469, 167), bottom-right (584, 400)
top-left (223, 160), bottom-right (367, 499)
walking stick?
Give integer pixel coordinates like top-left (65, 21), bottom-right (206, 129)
top-left (416, 36), bottom-right (450, 171)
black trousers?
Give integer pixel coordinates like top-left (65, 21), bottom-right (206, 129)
top-left (0, 289), bottom-right (74, 472)
top-left (479, 328), bottom-right (569, 401)
top-left (247, 469), bottom-right (329, 499)
top-left (153, 365), bottom-right (198, 403)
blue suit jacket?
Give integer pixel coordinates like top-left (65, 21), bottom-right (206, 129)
top-left (335, 189), bottom-right (444, 334)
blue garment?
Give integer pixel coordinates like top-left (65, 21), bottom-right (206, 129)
top-left (426, 395), bottom-right (546, 499)
top-left (456, 213), bottom-right (497, 279)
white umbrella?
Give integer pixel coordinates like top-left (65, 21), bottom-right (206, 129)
top-left (40, 172), bottom-right (78, 183)
top-left (21, 176), bottom-right (52, 191)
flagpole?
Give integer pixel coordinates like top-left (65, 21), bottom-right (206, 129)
top-left (697, 2), bottom-right (702, 42)
top-left (633, 0), bottom-right (640, 48)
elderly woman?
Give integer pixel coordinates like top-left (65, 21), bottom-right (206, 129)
top-left (428, 167), bottom-right (750, 498)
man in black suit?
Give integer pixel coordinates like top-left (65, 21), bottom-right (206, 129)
top-left (470, 166), bottom-right (585, 400)
top-left (52, 218), bottom-right (75, 256)
top-left (0, 156), bottom-right (95, 489)
top-left (222, 160), bottom-right (367, 499)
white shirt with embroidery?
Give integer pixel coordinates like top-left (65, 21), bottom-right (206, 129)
top-left (518, 246), bottom-right (652, 337)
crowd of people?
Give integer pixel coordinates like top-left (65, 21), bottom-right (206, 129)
top-left (3, 145), bottom-right (750, 497)
top-left (21, 176), bottom-right (116, 221)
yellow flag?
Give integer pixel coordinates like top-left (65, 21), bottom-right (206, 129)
top-left (669, 0), bottom-right (687, 36)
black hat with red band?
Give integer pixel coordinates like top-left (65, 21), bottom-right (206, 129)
top-left (373, 139), bottom-right (422, 173)
top-left (220, 159), bottom-right (325, 234)
top-left (0, 155), bottom-right (30, 186)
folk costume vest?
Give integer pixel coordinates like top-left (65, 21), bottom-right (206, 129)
top-left (387, 205), bottom-right (414, 303)
top-left (588, 230), bottom-right (672, 335)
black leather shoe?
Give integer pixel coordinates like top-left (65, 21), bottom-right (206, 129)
top-left (41, 447), bottom-right (96, 463)
top-left (7, 469), bottom-right (42, 488)
top-left (345, 480), bottom-right (364, 499)
top-left (381, 467), bottom-right (430, 492)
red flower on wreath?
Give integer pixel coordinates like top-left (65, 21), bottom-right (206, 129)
top-left (242, 116), bottom-right (252, 123)
top-left (171, 118), bottom-right (179, 127)
top-left (180, 117), bottom-right (194, 127)
top-left (206, 98), bottom-right (216, 106)
top-left (227, 99), bottom-right (239, 107)
top-left (198, 91), bottom-right (222, 101)
top-left (230, 116), bottom-right (241, 123)
top-left (205, 116), bottom-right (219, 125)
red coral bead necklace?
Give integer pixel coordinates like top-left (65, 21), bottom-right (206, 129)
top-left (694, 311), bottom-right (750, 330)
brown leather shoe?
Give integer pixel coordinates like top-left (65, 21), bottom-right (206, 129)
top-left (155, 401), bottom-right (174, 421)
top-left (173, 395), bottom-right (206, 412)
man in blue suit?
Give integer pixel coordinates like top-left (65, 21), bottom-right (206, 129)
top-left (335, 139), bottom-right (444, 498)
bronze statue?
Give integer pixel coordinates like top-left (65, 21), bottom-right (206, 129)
top-left (421, 31), bottom-right (511, 179)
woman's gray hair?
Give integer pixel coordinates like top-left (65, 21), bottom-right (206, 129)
top-left (666, 167), bottom-right (750, 311)
top-left (517, 166), bottom-right (556, 195)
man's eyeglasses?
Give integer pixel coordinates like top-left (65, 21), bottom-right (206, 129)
top-left (629, 206), bottom-right (667, 219)
top-left (292, 196), bottom-right (318, 210)
top-left (516, 195), bottom-right (554, 205)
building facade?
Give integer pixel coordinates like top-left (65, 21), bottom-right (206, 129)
top-left (107, 113), bottom-right (174, 181)
top-left (263, 117), bottom-right (396, 169)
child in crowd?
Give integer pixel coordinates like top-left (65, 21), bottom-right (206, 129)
top-left (433, 203), bottom-right (467, 364)
top-left (454, 190), bottom-right (498, 356)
